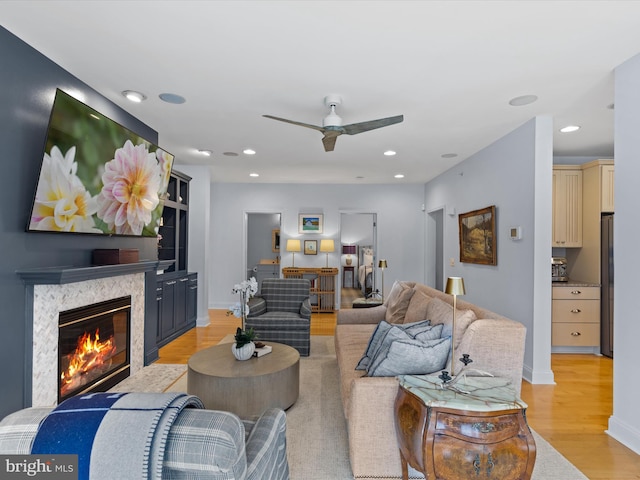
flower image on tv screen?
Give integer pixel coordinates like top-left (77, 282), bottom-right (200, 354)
top-left (27, 88), bottom-right (174, 237)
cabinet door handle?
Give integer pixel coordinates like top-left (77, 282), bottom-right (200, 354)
top-left (570, 309), bottom-right (581, 313)
top-left (571, 290), bottom-right (582, 295)
top-left (571, 331), bottom-right (581, 336)
top-left (166, 280), bottom-right (176, 285)
top-left (180, 277), bottom-right (189, 282)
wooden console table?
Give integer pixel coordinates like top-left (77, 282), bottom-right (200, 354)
top-left (394, 375), bottom-right (536, 480)
top-left (282, 267), bottom-right (338, 313)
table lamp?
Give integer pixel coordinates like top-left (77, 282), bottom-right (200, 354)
top-left (320, 239), bottom-right (334, 267)
top-left (342, 244), bottom-right (356, 265)
top-left (445, 276), bottom-right (466, 375)
top-left (286, 239), bottom-right (301, 267)
top-left (378, 259), bottom-right (388, 302)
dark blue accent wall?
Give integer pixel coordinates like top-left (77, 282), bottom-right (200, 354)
top-left (0, 27), bottom-right (160, 418)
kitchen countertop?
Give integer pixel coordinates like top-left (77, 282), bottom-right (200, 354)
top-left (552, 279), bottom-right (600, 287)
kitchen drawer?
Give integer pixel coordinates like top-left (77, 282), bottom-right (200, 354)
top-left (552, 299), bottom-right (600, 323)
top-left (552, 323), bottom-right (599, 347)
top-left (552, 286), bottom-right (599, 300)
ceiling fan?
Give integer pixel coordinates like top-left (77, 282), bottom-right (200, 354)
top-left (263, 95), bottom-right (403, 152)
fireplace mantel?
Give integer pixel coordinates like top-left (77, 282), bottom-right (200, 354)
top-left (17, 260), bottom-right (166, 285)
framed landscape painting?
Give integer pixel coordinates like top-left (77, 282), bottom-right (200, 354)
top-left (298, 214), bottom-right (323, 233)
top-left (458, 205), bottom-right (497, 265)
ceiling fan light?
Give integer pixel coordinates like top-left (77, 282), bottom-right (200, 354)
top-left (323, 110), bottom-right (342, 127)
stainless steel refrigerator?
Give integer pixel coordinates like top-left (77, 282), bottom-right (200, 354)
top-left (601, 213), bottom-right (614, 358)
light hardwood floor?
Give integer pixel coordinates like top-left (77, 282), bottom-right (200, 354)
top-left (158, 310), bottom-right (640, 480)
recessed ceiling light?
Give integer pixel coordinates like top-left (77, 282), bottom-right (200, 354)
top-left (384, 150), bottom-right (396, 156)
top-left (441, 153), bottom-right (458, 159)
top-left (560, 125), bottom-right (580, 133)
top-left (243, 149), bottom-right (256, 155)
top-left (159, 93), bottom-right (186, 104)
top-left (508, 95), bottom-right (538, 106)
top-left (223, 152), bottom-right (239, 157)
top-left (122, 90), bottom-right (146, 103)
top-left (249, 173), bottom-right (259, 177)
top-left (198, 149), bottom-right (212, 156)
top-left (394, 174), bottom-right (405, 179)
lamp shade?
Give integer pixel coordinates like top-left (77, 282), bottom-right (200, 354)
top-left (286, 239), bottom-right (301, 252)
top-left (342, 245), bottom-right (356, 255)
top-left (320, 239), bottom-right (335, 253)
top-left (445, 276), bottom-right (466, 296)
top-left (378, 259), bottom-right (388, 269)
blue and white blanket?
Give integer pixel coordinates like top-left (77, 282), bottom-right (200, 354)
top-left (31, 392), bottom-right (204, 480)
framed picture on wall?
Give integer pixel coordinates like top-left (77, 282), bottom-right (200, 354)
top-left (304, 240), bottom-right (317, 255)
top-left (458, 205), bottom-right (497, 265)
top-left (298, 214), bottom-right (323, 234)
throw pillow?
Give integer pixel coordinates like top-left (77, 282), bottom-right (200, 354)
top-left (404, 290), bottom-right (433, 324)
top-left (385, 283), bottom-right (415, 324)
top-left (368, 336), bottom-right (451, 377)
top-left (355, 319), bottom-right (436, 370)
top-left (426, 297), bottom-right (477, 349)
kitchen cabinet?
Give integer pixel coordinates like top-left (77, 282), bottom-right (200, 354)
top-left (552, 166), bottom-right (582, 247)
top-left (552, 285), bottom-right (600, 347)
top-left (601, 164), bottom-right (615, 213)
top-left (255, 261), bottom-right (280, 293)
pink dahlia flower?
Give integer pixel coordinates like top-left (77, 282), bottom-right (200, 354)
top-left (97, 140), bottom-right (161, 235)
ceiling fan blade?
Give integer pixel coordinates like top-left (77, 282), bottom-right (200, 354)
top-left (263, 115), bottom-right (325, 132)
top-left (342, 115), bottom-right (404, 135)
top-left (322, 131), bottom-right (340, 152)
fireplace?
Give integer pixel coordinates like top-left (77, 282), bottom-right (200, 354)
top-left (58, 296), bottom-right (131, 402)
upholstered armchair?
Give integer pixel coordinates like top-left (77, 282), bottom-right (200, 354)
top-left (246, 278), bottom-right (312, 356)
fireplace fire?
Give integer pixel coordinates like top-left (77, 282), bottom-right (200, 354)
top-left (58, 296), bottom-right (131, 402)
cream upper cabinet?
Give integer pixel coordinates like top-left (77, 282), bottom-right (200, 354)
top-left (553, 167), bottom-right (583, 247)
top-left (601, 164), bottom-right (615, 212)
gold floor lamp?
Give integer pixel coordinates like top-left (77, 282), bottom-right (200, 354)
top-left (445, 276), bottom-right (466, 375)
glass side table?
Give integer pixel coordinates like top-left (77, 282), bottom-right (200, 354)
top-left (394, 375), bottom-right (536, 480)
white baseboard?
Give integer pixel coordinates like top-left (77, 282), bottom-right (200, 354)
top-left (607, 415), bottom-right (640, 455)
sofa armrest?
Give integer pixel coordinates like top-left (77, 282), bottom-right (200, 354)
top-left (247, 297), bottom-right (266, 317)
top-left (300, 298), bottom-right (312, 320)
top-left (245, 408), bottom-right (289, 480)
top-left (347, 377), bottom-right (405, 478)
top-left (457, 318), bottom-right (526, 397)
top-left (337, 304), bottom-right (386, 325)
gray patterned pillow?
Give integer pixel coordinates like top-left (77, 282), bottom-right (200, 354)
top-left (367, 336), bottom-right (451, 377)
top-left (355, 320), bottom-right (437, 371)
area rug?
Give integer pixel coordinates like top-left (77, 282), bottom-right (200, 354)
top-left (118, 337), bottom-right (588, 480)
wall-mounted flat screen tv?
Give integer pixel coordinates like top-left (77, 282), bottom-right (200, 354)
top-left (27, 89), bottom-right (174, 237)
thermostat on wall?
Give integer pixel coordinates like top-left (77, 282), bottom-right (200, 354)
top-left (509, 226), bottom-right (522, 240)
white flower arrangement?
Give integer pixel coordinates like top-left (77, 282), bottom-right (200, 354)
top-left (228, 277), bottom-right (258, 329)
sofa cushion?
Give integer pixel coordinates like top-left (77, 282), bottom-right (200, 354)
top-left (367, 336), bottom-right (451, 377)
top-left (404, 290), bottom-right (433, 324)
top-left (355, 320), bottom-right (439, 371)
top-left (383, 280), bottom-right (415, 308)
top-left (426, 297), bottom-right (477, 349)
top-left (385, 282), bottom-right (415, 324)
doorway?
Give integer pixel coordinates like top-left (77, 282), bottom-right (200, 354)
top-left (246, 212), bottom-right (281, 293)
top-left (340, 212), bottom-right (377, 308)
top-left (426, 208), bottom-right (444, 291)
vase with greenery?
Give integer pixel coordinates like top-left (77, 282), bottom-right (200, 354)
top-left (232, 326), bottom-right (257, 360)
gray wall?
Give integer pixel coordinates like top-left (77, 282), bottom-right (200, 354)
top-left (609, 52), bottom-right (640, 453)
top-left (209, 183), bottom-right (425, 308)
top-left (0, 27), bottom-right (159, 418)
top-left (424, 117), bottom-right (554, 384)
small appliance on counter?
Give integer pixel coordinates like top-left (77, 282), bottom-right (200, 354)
top-left (552, 257), bottom-right (568, 282)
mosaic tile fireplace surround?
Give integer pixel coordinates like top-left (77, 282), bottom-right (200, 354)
top-left (18, 262), bottom-right (158, 407)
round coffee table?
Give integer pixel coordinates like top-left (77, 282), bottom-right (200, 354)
top-left (187, 341), bottom-right (300, 418)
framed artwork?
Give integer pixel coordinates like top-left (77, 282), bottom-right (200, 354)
top-left (298, 214), bottom-right (324, 234)
top-left (458, 205), bottom-right (497, 265)
top-left (304, 240), bottom-right (317, 255)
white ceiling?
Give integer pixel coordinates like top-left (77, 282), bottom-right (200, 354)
top-left (2, 1), bottom-right (640, 184)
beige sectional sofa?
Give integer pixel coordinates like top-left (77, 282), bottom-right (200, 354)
top-left (334, 281), bottom-right (527, 479)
